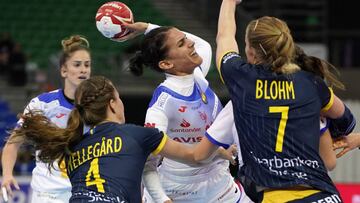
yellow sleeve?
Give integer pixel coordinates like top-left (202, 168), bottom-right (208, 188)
top-left (321, 88), bottom-right (334, 113)
top-left (152, 133), bottom-right (168, 155)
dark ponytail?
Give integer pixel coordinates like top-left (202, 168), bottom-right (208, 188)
top-left (129, 51), bottom-right (145, 76)
top-left (294, 45), bottom-right (345, 90)
top-left (128, 26), bottom-right (174, 76)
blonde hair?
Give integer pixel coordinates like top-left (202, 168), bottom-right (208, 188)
top-left (59, 35), bottom-right (90, 67)
top-left (246, 16), bottom-right (299, 74)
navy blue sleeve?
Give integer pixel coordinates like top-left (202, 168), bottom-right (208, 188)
top-left (131, 126), bottom-right (165, 155)
top-left (329, 105), bottom-right (356, 138)
top-left (219, 52), bottom-right (254, 84)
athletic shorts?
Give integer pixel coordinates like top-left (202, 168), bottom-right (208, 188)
top-left (143, 167), bottom-right (253, 203)
top-left (258, 187), bottom-right (342, 203)
top-left (31, 189), bottom-right (71, 203)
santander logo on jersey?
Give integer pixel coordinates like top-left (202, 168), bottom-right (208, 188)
top-left (170, 119), bottom-right (201, 133)
top-left (180, 119), bottom-right (190, 128)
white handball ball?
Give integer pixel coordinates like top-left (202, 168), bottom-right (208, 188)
top-left (95, 1), bottom-right (134, 39)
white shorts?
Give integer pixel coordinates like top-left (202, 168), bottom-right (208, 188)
top-left (30, 189), bottom-right (71, 203)
top-left (143, 168), bottom-right (253, 203)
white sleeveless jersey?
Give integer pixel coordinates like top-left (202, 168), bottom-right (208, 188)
top-left (21, 89), bottom-right (72, 191)
top-left (145, 68), bottom-right (226, 177)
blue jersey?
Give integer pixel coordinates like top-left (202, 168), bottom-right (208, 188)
top-left (66, 122), bottom-right (167, 203)
top-left (219, 52), bottom-right (337, 194)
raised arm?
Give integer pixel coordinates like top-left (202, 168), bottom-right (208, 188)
top-left (216, 0), bottom-right (240, 72)
top-left (185, 31), bottom-right (212, 76)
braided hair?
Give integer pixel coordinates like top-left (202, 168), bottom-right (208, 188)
top-left (9, 76), bottom-right (116, 170)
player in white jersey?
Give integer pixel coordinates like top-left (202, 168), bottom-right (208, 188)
top-left (123, 22), bottom-right (248, 202)
top-left (1, 35), bottom-right (91, 203)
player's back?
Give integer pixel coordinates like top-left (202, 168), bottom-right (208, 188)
top-left (66, 122), bottom-right (165, 203)
top-left (220, 55), bottom-right (337, 194)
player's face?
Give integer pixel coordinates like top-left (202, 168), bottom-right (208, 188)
top-left (61, 50), bottom-right (91, 89)
top-left (161, 28), bottom-right (203, 76)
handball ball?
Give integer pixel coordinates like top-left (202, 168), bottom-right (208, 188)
top-left (95, 1), bottom-right (134, 39)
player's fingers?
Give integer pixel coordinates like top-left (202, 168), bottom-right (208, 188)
top-left (230, 156), bottom-right (237, 165)
top-left (123, 22), bottom-right (148, 31)
top-left (333, 141), bottom-right (347, 149)
top-left (5, 185), bottom-right (13, 197)
top-left (336, 148), bottom-right (350, 158)
top-left (123, 23), bottom-right (137, 30)
top-left (1, 187), bottom-right (8, 202)
top-left (111, 33), bottom-right (133, 42)
top-left (12, 180), bottom-right (20, 190)
top-left (125, 31), bottom-right (140, 39)
top-left (229, 144), bottom-right (237, 155)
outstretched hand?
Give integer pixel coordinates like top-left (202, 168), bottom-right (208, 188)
top-left (1, 175), bottom-right (20, 200)
top-left (111, 22), bottom-right (149, 42)
top-left (333, 133), bottom-right (360, 158)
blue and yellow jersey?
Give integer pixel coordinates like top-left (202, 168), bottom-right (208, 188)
top-left (219, 52), bottom-right (337, 194)
top-left (65, 122), bottom-right (167, 203)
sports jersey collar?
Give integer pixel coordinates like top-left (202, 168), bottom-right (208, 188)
top-left (163, 73), bottom-right (195, 96)
top-left (59, 89), bottom-right (74, 109)
top-left (165, 73), bottom-right (194, 86)
top-left (85, 121), bottom-right (119, 136)
top-left (62, 89), bottom-right (75, 104)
